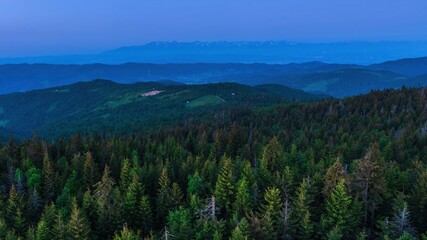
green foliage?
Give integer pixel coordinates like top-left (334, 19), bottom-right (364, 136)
top-left (82, 152), bottom-right (97, 189)
top-left (233, 177), bottom-right (251, 218)
top-left (123, 175), bottom-right (144, 228)
top-left (411, 169), bottom-right (427, 232)
top-left (67, 200), bottom-right (90, 240)
top-left (326, 226), bottom-right (343, 240)
top-left (26, 227), bottom-right (35, 240)
top-left (0, 81), bottom-right (315, 138)
top-left (397, 231), bottom-right (416, 240)
top-left (167, 207), bottom-right (194, 240)
top-left (214, 157), bottom-right (234, 213)
top-left (120, 158), bottom-right (131, 190)
top-left (94, 166), bottom-right (115, 213)
top-left (113, 225), bottom-right (140, 240)
top-left (323, 179), bottom-right (355, 236)
top-left (261, 186), bottom-right (282, 239)
top-left (353, 143), bottom-right (387, 228)
top-left (187, 173), bottom-right (207, 196)
top-left (139, 195), bottom-right (153, 234)
top-left (187, 95), bottom-right (224, 108)
top-left (170, 182), bottom-right (184, 210)
top-left (0, 87), bottom-right (425, 239)
top-left (0, 218), bottom-right (8, 239)
top-left (230, 218), bottom-right (250, 240)
top-left (35, 219), bottom-right (50, 240)
top-left (52, 213), bottom-right (66, 240)
top-left (157, 167), bottom-right (172, 221)
top-left (291, 178), bottom-right (314, 239)
top-left (26, 166), bottom-right (42, 191)
top-left (42, 155), bottom-right (56, 202)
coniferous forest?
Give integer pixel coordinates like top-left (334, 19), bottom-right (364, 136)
top-left (1, 87), bottom-right (427, 240)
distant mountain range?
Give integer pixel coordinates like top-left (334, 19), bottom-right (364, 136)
top-left (0, 80), bottom-right (326, 138)
top-left (1, 41), bottom-right (427, 65)
top-left (1, 56), bottom-right (427, 97)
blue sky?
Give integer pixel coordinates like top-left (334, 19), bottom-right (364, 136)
top-left (1, 0), bottom-right (426, 57)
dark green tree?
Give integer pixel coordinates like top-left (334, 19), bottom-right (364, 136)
top-left (157, 167), bottom-right (172, 221)
top-left (214, 156), bottom-right (234, 214)
top-left (323, 179), bottom-right (355, 237)
top-left (35, 219), bottom-right (50, 240)
top-left (113, 225), bottom-right (140, 240)
top-left (167, 207), bottom-right (194, 240)
top-left (290, 178), bottom-right (314, 240)
top-left (67, 200), bottom-right (91, 240)
top-left (261, 186), bottom-right (282, 239)
top-left (233, 177), bottom-right (251, 219)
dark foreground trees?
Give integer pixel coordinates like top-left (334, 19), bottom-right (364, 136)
top-left (0, 87), bottom-right (427, 239)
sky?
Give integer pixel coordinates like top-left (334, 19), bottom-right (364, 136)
top-left (0, 0), bottom-right (427, 57)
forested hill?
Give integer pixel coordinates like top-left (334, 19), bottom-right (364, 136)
top-left (0, 87), bottom-right (426, 239)
top-left (0, 80), bottom-right (326, 138)
top-left (1, 56), bottom-right (427, 97)
top-left (0, 128), bottom-right (8, 143)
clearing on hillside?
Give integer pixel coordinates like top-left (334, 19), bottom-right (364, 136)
top-left (186, 95), bottom-right (225, 108)
top-left (141, 90), bottom-right (164, 97)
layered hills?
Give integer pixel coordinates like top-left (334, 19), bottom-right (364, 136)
top-left (1, 56), bottom-right (427, 97)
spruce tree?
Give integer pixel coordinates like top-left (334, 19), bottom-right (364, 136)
top-left (231, 219), bottom-right (250, 240)
top-left (261, 186), bottom-right (282, 239)
top-left (123, 175), bottom-right (143, 228)
top-left (113, 225), bottom-right (140, 240)
top-left (233, 177), bottom-right (251, 219)
top-left (187, 172), bottom-right (207, 197)
top-left (139, 195), bottom-right (153, 235)
top-left (28, 188), bottom-right (42, 223)
top-left (42, 154), bottom-right (56, 203)
top-left (291, 178), bottom-right (314, 240)
top-left (35, 219), bottom-right (50, 240)
top-left (261, 137), bottom-right (283, 172)
top-left (353, 143), bottom-right (386, 228)
top-left (26, 227), bottom-right (36, 240)
top-left (82, 152), bottom-right (97, 189)
top-left (323, 179), bottom-right (354, 236)
top-left (167, 207), bottom-right (194, 240)
top-left (120, 158), bottom-right (131, 190)
top-left (94, 166), bottom-right (115, 212)
top-left (13, 209), bottom-right (27, 236)
top-left (323, 159), bottom-right (350, 197)
top-left (410, 169), bottom-right (427, 232)
top-left (67, 200), bottom-right (90, 240)
top-left (93, 166), bottom-right (117, 238)
top-left (5, 230), bottom-right (20, 240)
top-left (170, 182), bottom-right (184, 210)
top-left (40, 202), bottom-right (57, 229)
top-left (27, 130), bottom-right (43, 167)
top-left (51, 213), bottom-right (66, 240)
top-left (6, 185), bottom-right (20, 225)
top-left (214, 156), bottom-right (234, 214)
top-left (157, 167), bottom-right (172, 221)
top-left (0, 218), bottom-right (7, 239)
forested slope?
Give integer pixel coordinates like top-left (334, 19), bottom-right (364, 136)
top-left (0, 80), bottom-right (325, 138)
top-left (0, 87), bottom-right (426, 239)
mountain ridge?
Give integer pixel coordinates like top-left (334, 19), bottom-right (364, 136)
top-left (2, 41), bottom-right (427, 65)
